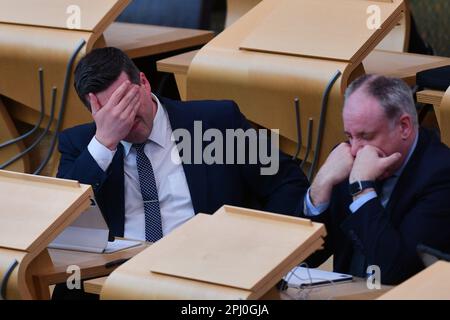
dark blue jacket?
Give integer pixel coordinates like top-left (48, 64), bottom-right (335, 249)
top-left (57, 97), bottom-right (309, 237)
top-left (306, 128), bottom-right (450, 284)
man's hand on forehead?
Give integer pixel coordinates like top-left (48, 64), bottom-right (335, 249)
top-left (89, 80), bottom-right (141, 150)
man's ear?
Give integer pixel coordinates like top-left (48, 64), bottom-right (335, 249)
top-left (88, 93), bottom-right (101, 115)
top-left (399, 114), bottom-right (413, 140)
top-left (140, 72), bottom-right (151, 91)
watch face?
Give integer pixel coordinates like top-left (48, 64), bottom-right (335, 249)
top-left (349, 181), bottom-right (362, 196)
top-left (349, 181), bottom-right (375, 196)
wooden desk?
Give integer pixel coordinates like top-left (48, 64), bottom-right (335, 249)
top-left (157, 49), bottom-right (450, 101)
top-left (84, 274), bottom-right (392, 300)
top-left (157, 50), bottom-right (198, 100)
top-left (32, 241), bottom-right (149, 299)
top-left (0, 22), bottom-right (213, 176)
top-left (281, 277), bottom-right (393, 300)
top-left (417, 87), bottom-right (450, 147)
top-left (364, 50), bottom-right (450, 86)
top-left (105, 22), bottom-right (214, 59)
top-left (157, 49), bottom-right (450, 163)
top-left (417, 89), bottom-right (445, 106)
top-left (378, 261), bottom-right (450, 300)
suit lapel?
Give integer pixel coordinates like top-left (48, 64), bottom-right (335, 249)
top-left (384, 129), bottom-right (429, 225)
top-left (161, 97), bottom-right (208, 214)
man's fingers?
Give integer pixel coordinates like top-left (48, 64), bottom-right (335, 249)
top-left (116, 85), bottom-right (139, 111)
top-left (108, 80), bottom-right (131, 107)
top-left (121, 91), bottom-right (140, 119)
top-left (381, 152), bottom-right (401, 169)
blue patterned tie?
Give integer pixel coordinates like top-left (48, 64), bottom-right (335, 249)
top-left (133, 143), bottom-right (163, 242)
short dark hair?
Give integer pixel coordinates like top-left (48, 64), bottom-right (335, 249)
top-left (74, 47), bottom-right (140, 111)
top-left (344, 74), bottom-right (418, 127)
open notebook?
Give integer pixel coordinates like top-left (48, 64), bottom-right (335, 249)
top-left (48, 200), bottom-right (141, 253)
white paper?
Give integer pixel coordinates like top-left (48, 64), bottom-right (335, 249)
top-left (284, 266), bottom-right (353, 288)
top-left (48, 201), bottom-right (109, 253)
top-left (104, 239), bottom-right (142, 253)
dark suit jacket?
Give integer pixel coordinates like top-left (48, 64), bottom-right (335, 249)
top-left (57, 97), bottom-right (309, 238)
top-left (306, 128), bottom-right (450, 284)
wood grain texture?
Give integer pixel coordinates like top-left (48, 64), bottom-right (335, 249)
top-left (188, 0), bottom-right (403, 173)
top-left (104, 22), bottom-right (214, 59)
top-left (0, 171), bottom-right (93, 299)
top-left (101, 205), bottom-right (326, 300)
top-left (378, 261), bottom-right (450, 299)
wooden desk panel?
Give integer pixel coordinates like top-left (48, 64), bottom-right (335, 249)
top-left (417, 89), bottom-right (445, 106)
top-left (364, 50), bottom-right (450, 85)
top-left (85, 274), bottom-right (393, 300)
top-left (104, 22), bottom-right (214, 58)
top-left (378, 261), bottom-right (450, 300)
top-left (158, 50), bottom-right (450, 119)
top-left (31, 241), bottom-right (149, 299)
top-left (157, 50), bottom-right (198, 100)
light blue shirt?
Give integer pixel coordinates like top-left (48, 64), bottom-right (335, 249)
top-left (304, 134), bottom-right (419, 216)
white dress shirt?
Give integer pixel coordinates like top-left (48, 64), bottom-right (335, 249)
top-left (87, 94), bottom-right (195, 240)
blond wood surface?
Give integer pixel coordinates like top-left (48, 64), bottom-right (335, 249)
top-left (416, 90), bottom-right (445, 106)
top-left (0, 1), bottom-right (129, 176)
top-left (378, 261), bottom-right (450, 299)
top-left (101, 238), bottom-right (323, 300)
top-left (0, 248), bottom-right (27, 299)
top-left (157, 50), bottom-right (198, 74)
top-left (157, 50), bottom-right (198, 100)
top-left (173, 49), bottom-right (449, 90)
top-left (0, 172), bottom-right (94, 299)
top-left (22, 241), bottom-right (149, 299)
top-left (0, 25), bottom-right (92, 126)
top-left (437, 87), bottom-right (450, 147)
top-left (87, 272), bottom-right (393, 300)
top-left (0, 0), bottom-right (130, 33)
top-left (239, 0), bottom-right (403, 62)
top-left (148, 207), bottom-right (322, 291)
top-left (376, 1), bottom-right (410, 53)
top-left (416, 88), bottom-right (450, 146)
top-left (364, 49), bottom-right (450, 85)
top-left (84, 276), bottom-right (108, 295)
top-left (282, 277), bottom-right (393, 300)
top-left (40, 242), bottom-right (148, 283)
top-left (225, 0), bottom-right (262, 28)
top-left (0, 97), bottom-right (29, 172)
top-left (104, 22), bottom-right (214, 59)
top-left (0, 170), bottom-right (91, 252)
top-left (1, 242), bottom-right (147, 300)
top-left (101, 205), bottom-right (326, 300)
top-left (188, 0), bottom-right (403, 173)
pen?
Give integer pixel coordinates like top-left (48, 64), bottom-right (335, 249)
top-left (104, 258), bottom-right (130, 269)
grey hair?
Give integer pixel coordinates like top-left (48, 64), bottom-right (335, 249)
top-left (344, 74), bottom-right (418, 128)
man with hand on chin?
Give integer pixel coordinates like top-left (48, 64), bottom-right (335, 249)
top-left (304, 75), bottom-right (450, 284)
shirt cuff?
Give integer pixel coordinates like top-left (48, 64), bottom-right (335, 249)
top-left (349, 191), bottom-right (377, 213)
top-left (303, 188), bottom-right (329, 217)
top-left (87, 136), bottom-right (116, 172)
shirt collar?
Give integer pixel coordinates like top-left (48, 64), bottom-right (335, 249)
top-left (393, 131), bottom-right (419, 178)
top-left (121, 94), bottom-right (167, 156)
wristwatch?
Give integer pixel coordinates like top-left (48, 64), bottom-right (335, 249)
top-left (348, 180), bottom-right (376, 197)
